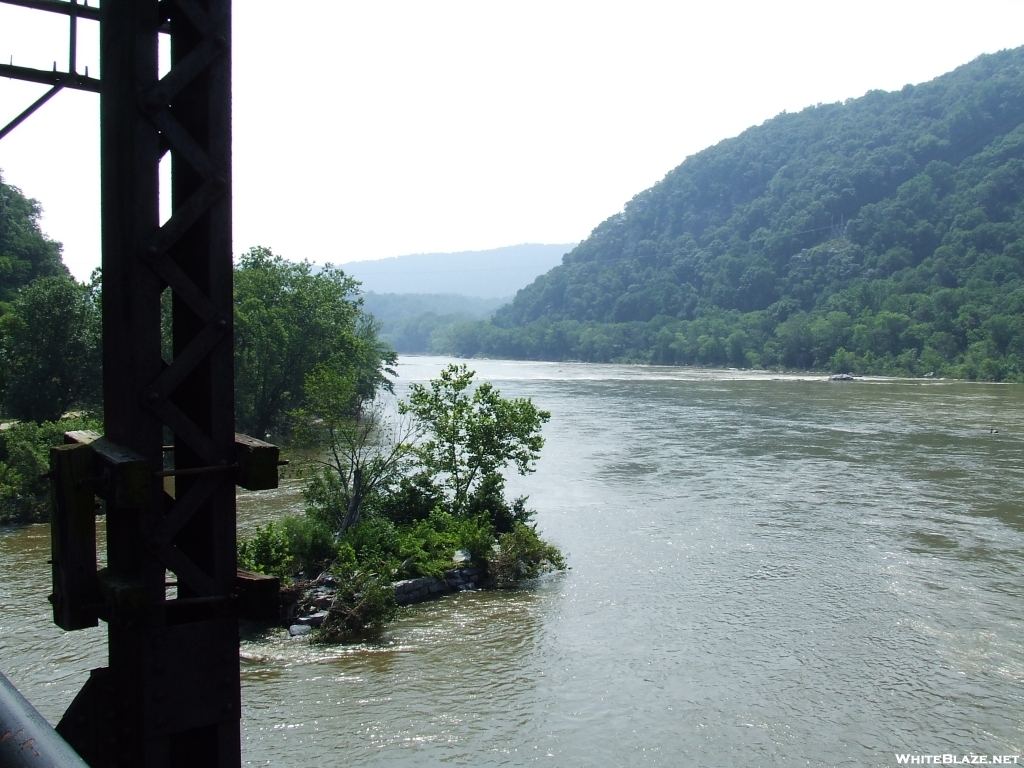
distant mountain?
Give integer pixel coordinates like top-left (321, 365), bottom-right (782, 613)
top-left (362, 292), bottom-right (509, 323)
top-left (338, 243), bottom-right (575, 298)
top-left (361, 292), bottom-right (508, 354)
top-left (433, 47), bottom-right (1024, 382)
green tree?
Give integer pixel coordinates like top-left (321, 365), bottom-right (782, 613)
top-left (399, 364), bottom-right (550, 515)
top-left (233, 246), bottom-right (395, 437)
top-left (297, 366), bottom-right (417, 535)
top-left (0, 172), bottom-right (66, 302)
top-left (0, 274), bottom-right (101, 422)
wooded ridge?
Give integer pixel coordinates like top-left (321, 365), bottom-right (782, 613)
top-left (431, 47), bottom-right (1024, 381)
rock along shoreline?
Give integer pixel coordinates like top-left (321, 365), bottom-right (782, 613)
top-left (280, 566), bottom-right (483, 637)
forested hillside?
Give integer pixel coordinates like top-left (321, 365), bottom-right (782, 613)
top-left (362, 292), bottom-right (507, 353)
top-left (437, 47), bottom-right (1024, 380)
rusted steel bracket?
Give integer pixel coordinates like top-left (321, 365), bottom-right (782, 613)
top-left (50, 430), bottom-right (281, 632)
top-left (235, 569), bottom-right (280, 623)
top-left (65, 429), bottom-right (281, 495)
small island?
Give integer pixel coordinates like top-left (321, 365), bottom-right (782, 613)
top-left (237, 359), bottom-right (566, 643)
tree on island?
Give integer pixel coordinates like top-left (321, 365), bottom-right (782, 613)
top-left (296, 364), bottom-right (417, 534)
top-left (239, 363), bottom-right (566, 641)
top-left (400, 363), bottom-right (551, 518)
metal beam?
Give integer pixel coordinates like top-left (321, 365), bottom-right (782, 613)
top-left (0, 83), bottom-right (62, 140)
top-left (0, 670), bottom-right (91, 768)
top-left (0, 63), bottom-right (99, 92)
top-left (0, 0), bottom-right (100, 22)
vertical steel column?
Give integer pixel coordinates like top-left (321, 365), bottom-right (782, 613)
top-left (53, 1), bottom-right (240, 766)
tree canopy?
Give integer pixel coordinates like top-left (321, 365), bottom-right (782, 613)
top-left (0, 173), bottom-right (66, 303)
top-left (234, 246), bottom-right (396, 437)
top-left (0, 274), bottom-right (101, 422)
top-left (400, 363), bottom-right (550, 515)
top-left (428, 47), bottom-right (1024, 381)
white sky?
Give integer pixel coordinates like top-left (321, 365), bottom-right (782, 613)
top-left (1, 1), bottom-right (1024, 281)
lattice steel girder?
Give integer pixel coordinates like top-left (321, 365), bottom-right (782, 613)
top-left (52, 0), bottom-right (241, 765)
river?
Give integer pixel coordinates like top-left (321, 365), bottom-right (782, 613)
top-left (2, 356), bottom-right (1023, 766)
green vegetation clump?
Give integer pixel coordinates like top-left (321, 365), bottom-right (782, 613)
top-left (0, 415), bottom-right (101, 523)
top-left (490, 522), bottom-right (568, 589)
top-left (414, 48), bottom-right (1024, 380)
top-left (234, 246), bottom-right (395, 439)
top-left (237, 521), bottom-right (294, 579)
top-left (238, 364), bottom-right (567, 641)
top-left (313, 565), bottom-right (398, 644)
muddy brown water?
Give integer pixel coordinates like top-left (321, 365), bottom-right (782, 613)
top-left (2, 357), bottom-right (1023, 766)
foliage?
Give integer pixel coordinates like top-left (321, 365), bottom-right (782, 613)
top-left (465, 472), bottom-right (534, 534)
top-left (234, 246), bottom-right (396, 438)
top-left (340, 516), bottom-right (402, 566)
top-left (396, 507), bottom-right (494, 579)
top-left (279, 515), bottom-right (336, 575)
top-left (313, 569), bottom-right (398, 643)
top-left (305, 506), bottom-right (494, 582)
top-left (0, 274), bottom-right (101, 422)
top-left (296, 368), bottom-right (416, 534)
top-left (488, 522), bottom-right (568, 589)
top-left (399, 364), bottom-right (550, 515)
top-left (372, 471), bottom-right (443, 525)
top-left (0, 173), bottom-right (66, 303)
top-left (237, 521), bottom-right (293, 578)
top-left (240, 366), bottom-right (566, 642)
top-left (0, 415), bottom-right (102, 523)
top-left (424, 48), bottom-right (1024, 380)
top-left (237, 516), bottom-right (338, 579)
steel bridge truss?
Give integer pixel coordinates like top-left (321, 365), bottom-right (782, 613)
top-left (1, 1), bottom-right (277, 766)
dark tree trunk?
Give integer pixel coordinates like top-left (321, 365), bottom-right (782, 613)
top-left (341, 466), bottom-right (363, 532)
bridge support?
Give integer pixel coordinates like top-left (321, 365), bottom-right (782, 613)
top-left (1, 0), bottom-right (251, 765)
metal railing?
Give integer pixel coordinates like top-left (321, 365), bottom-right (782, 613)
top-left (0, 670), bottom-right (89, 768)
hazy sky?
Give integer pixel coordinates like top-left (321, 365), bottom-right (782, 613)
top-left (2, 1), bottom-right (1024, 281)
